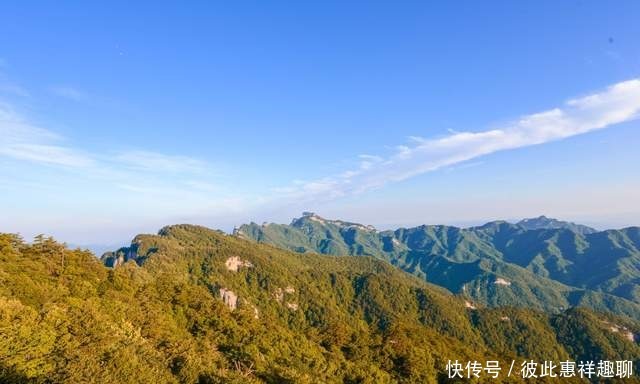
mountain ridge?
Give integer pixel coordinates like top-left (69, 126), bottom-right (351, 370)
top-left (235, 213), bottom-right (640, 320)
top-left (516, 215), bottom-right (598, 235)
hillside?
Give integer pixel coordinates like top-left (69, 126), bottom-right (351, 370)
top-left (2, 227), bottom-right (640, 382)
top-left (235, 213), bottom-right (640, 319)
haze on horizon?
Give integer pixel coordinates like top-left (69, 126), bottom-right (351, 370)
top-left (1, 1), bottom-right (639, 247)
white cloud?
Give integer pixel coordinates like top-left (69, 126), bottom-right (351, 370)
top-left (1, 143), bottom-right (95, 167)
top-left (0, 103), bottom-right (94, 167)
top-left (49, 85), bottom-right (87, 101)
top-left (2, 77), bottom-right (639, 242)
top-left (278, 78), bottom-right (640, 202)
top-left (0, 68), bottom-right (30, 97)
top-left (114, 150), bottom-right (208, 173)
top-left (0, 101), bottom-right (215, 185)
top-left (0, 84), bottom-right (30, 97)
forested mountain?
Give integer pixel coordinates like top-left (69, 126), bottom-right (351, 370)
top-left (235, 213), bottom-right (640, 319)
top-left (516, 216), bottom-right (597, 235)
top-left (2, 226), bottom-right (640, 382)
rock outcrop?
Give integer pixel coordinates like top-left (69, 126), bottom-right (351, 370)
top-left (225, 256), bottom-right (253, 272)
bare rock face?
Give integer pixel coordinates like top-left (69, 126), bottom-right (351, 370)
top-left (112, 254), bottom-right (126, 268)
top-left (101, 242), bottom-right (140, 268)
top-left (494, 278), bottom-right (511, 286)
top-left (219, 288), bottom-right (238, 310)
top-left (603, 320), bottom-right (635, 342)
top-left (274, 285), bottom-right (296, 303)
top-left (274, 288), bottom-right (284, 303)
top-left (225, 256), bottom-right (254, 272)
top-left (286, 302), bottom-right (299, 311)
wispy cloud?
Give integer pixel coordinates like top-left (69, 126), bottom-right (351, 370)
top-left (0, 102), bottom-right (94, 167)
top-left (0, 84), bottom-right (30, 97)
top-left (276, 78), bottom-right (640, 202)
top-left (114, 150), bottom-right (208, 173)
top-left (2, 77), bottom-right (639, 235)
top-left (0, 100), bottom-right (217, 195)
top-left (49, 85), bottom-right (87, 102)
top-left (0, 68), bottom-right (30, 97)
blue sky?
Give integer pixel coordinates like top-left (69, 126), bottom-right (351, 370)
top-left (1, 1), bottom-right (639, 247)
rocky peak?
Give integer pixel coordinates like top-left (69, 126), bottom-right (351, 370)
top-left (291, 213), bottom-right (376, 232)
top-left (517, 216), bottom-right (597, 235)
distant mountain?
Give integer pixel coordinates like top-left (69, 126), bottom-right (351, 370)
top-left (5, 228), bottom-right (640, 382)
top-left (69, 242), bottom-right (124, 256)
top-left (517, 215), bottom-right (597, 235)
top-left (236, 213), bottom-right (640, 320)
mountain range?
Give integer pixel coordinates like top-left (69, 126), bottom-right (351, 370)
top-left (3, 226), bottom-right (640, 382)
top-left (234, 213), bottom-right (640, 320)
